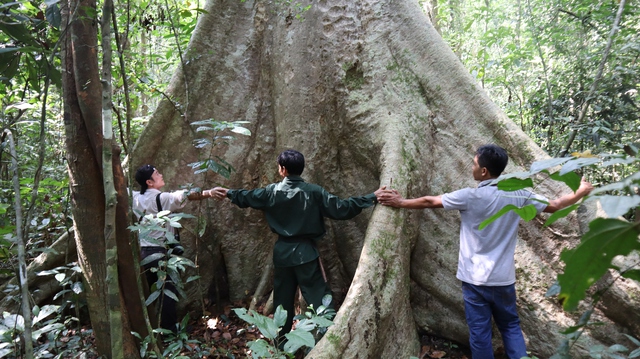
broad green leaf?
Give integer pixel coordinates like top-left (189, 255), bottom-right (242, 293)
top-left (45, 4), bottom-right (61, 29)
top-left (623, 334), bottom-right (640, 346)
top-left (231, 126), bottom-right (251, 136)
top-left (560, 158), bottom-right (601, 175)
top-left (547, 170), bottom-right (581, 192)
top-left (544, 204), bottom-right (580, 226)
top-left (0, 47), bottom-right (22, 55)
top-left (598, 195), bottom-right (640, 218)
top-left (479, 204), bottom-right (537, 230)
top-left (293, 319), bottom-right (316, 332)
top-left (496, 177), bottom-right (533, 191)
top-left (530, 157), bottom-right (572, 173)
top-left (273, 305), bottom-right (287, 328)
top-left (607, 344), bottom-right (628, 353)
top-left (232, 308), bottom-right (255, 325)
top-left (3, 314), bottom-right (24, 332)
top-left (71, 281), bottom-right (82, 294)
top-left (308, 316), bottom-right (333, 328)
top-left (145, 290), bottom-right (160, 306)
top-left (33, 305), bottom-right (59, 324)
top-left (31, 323), bottom-right (64, 340)
top-left (602, 157), bottom-right (638, 167)
top-left (284, 329), bottom-right (315, 353)
top-left (558, 218), bottom-right (640, 311)
top-left (321, 294), bottom-right (333, 308)
top-left (246, 339), bottom-right (272, 358)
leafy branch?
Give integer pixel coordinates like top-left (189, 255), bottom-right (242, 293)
top-left (482, 152), bottom-right (640, 312)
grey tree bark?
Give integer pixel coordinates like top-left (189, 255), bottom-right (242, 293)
top-left (132, 0), bottom-right (640, 357)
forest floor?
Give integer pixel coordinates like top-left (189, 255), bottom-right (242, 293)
top-left (67, 302), bottom-right (483, 358)
top-left (177, 302), bottom-right (475, 358)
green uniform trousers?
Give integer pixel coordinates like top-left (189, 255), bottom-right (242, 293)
top-left (274, 259), bottom-right (331, 336)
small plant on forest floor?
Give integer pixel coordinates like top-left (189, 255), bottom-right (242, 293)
top-left (137, 314), bottom-right (206, 359)
top-left (0, 263), bottom-right (96, 358)
top-left (233, 294), bottom-right (335, 358)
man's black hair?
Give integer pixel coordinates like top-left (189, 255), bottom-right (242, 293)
top-left (135, 164), bottom-right (156, 194)
top-left (476, 145), bottom-right (508, 177)
top-left (277, 150), bottom-right (304, 176)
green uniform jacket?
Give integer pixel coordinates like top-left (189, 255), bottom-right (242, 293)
top-left (227, 175), bottom-right (377, 267)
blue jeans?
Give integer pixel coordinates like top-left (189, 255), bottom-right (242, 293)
top-left (462, 282), bottom-right (527, 359)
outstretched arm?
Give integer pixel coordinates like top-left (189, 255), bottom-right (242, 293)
top-left (376, 189), bottom-right (444, 209)
top-left (543, 177), bottom-right (593, 213)
top-left (185, 187), bottom-right (226, 201)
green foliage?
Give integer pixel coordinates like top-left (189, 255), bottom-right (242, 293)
top-left (189, 120), bottom-right (251, 179)
top-left (489, 153), bottom-right (640, 312)
top-left (138, 314), bottom-right (204, 359)
top-left (232, 295), bottom-right (335, 358)
top-left (438, 0), bottom-right (640, 158)
top-left (129, 212), bottom-right (196, 308)
top-left (544, 309), bottom-right (640, 359)
top-left (557, 218), bottom-right (640, 311)
top-left (0, 264), bottom-right (96, 358)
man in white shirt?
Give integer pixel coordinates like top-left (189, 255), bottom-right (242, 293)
top-left (376, 144), bottom-right (593, 359)
top-left (132, 164), bottom-right (220, 332)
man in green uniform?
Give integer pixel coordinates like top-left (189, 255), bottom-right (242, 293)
top-left (213, 149), bottom-right (383, 336)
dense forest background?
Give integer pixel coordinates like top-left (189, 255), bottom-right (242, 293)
top-left (0, 0), bottom-right (639, 357)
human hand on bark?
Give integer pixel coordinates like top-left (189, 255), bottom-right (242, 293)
top-left (376, 187), bottom-right (402, 207)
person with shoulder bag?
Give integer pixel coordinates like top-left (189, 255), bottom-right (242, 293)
top-left (132, 164), bottom-right (221, 332)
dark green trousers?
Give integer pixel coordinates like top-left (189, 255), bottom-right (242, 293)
top-left (273, 259), bottom-right (331, 336)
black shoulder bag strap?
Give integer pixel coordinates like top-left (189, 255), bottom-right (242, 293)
top-left (156, 193), bottom-right (181, 245)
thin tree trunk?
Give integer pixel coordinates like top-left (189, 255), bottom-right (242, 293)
top-left (100, 0), bottom-right (124, 355)
top-left (61, 0), bottom-right (144, 356)
top-left (4, 130), bottom-right (33, 359)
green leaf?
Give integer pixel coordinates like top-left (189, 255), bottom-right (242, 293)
top-left (544, 204), bottom-right (580, 226)
top-left (547, 170), bottom-right (581, 192)
top-left (273, 305), bottom-right (287, 328)
top-left (231, 126), bottom-right (251, 136)
top-left (598, 195), bottom-right (640, 218)
top-left (293, 319), bottom-right (316, 332)
top-left (530, 157), bottom-right (572, 173)
top-left (31, 323), bottom-right (64, 340)
top-left (558, 218), bottom-right (640, 311)
top-left (496, 177), bottom-right (533, 191)
top-left (479, 204), bottom-right (538, 230)
top-left (145, 290), bottom-right (160, 306)
top-left (0, 47), bottom-right (23, 54)
top-left (32, 305), bottom-right (59, 324)
top-left (624, 334), bottom-right (640, 346)
top-left (283, 329), bottom-right (315, 353)
top-left (246, 339), bottom-right (273, 358)
top-left (45, 4), bottom-right (61, 29)
top-left (321, 294), bottom-right (333, 308)
top-left (560, 158), bottom-right (601, 175)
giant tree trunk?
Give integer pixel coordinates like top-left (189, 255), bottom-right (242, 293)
top-left (132, 0), bottom-right (640, 357)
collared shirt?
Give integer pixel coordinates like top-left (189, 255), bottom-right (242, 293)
top-left (441, 179), bottom-right (548, 286)
top-left (132, 188), bottom-right (188, 247)
top-left (227, 175), bottom-right (377, 267)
